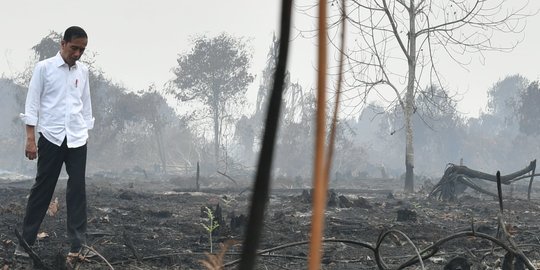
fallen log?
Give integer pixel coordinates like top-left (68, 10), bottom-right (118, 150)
top-left (429, 160), bottom-right (536, 201)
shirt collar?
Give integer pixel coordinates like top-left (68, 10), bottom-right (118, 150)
top-left (53, 52), bottom-right (78, 69)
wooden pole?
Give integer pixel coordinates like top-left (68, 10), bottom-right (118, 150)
top-left (308, 0), bottom-right (328, 268)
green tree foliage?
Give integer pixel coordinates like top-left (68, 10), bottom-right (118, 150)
top-left (233, 35), bottom-right (288, 167)
top-left (13, 31), bottom-right (62, 87)
top-left (274, 85), bottom-right (316, 178)
top-left (88, 74), bottom-right (194, 172)
top-left (254, 34), bottom-right (279, 119)
top-left (171, 33), bottom-right (254, 168)
top-left (89, 72), bottom-right (128, 144)
top-left (464, 75), bottom-right (533, 172)
top-left (233, 115), bottom-right (257, 165)
top-left (486, 74), bottom-right (528, 128)
top-left (10, 30), bottom-right (197, 174)
top-left (466, 74), bottom-right (530, 169)
top-left (32, 31), bottom-right (62, 61)
top-left (0, 78), bottom-right (26, 134)
top-left (0, 78), bottom-right (27, 170)
top-left (330, 122), bottom-right (370, 181)
top-left (129, 88), bottom-right (179, 172)
top-left (344, 104), bottom-right (395, 175)
top-left (518, 81), bottom-right (540, 136)
top-left (413, 86), bottom-right (465, 172)
top-left (382, 86), bottom-right (465, 175)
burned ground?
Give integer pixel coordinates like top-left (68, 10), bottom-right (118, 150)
top-left (1, 176), bottom-right (539, 269)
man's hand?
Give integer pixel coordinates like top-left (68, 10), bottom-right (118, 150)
top-left (25, 140), bottom-right (37, 160)
top-left (25, 125), bottom-right (37, 160)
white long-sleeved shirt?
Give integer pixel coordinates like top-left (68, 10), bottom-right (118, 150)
top-left (21, 52), bottom-right (94, 148)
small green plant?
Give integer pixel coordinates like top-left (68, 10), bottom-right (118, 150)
top-left (200, 206), bottom-right (220, 253)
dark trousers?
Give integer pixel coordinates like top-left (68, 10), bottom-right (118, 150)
top-left (22, 135), bottom-right (87, 252)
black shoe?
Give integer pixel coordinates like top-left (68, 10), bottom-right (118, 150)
top-left (68, 247), bottom-right (97, 259)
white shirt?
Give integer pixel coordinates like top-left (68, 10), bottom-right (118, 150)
top-left (21, 52), bottom-right (94, 148)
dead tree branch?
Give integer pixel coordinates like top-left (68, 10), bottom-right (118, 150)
top-left (429, 160), bottom-right (536, 200)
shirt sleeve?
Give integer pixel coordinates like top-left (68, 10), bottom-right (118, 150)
top-left (81, 68), bottom-right (95, 130)
top-left (21, 64), bottom-right (44, 126)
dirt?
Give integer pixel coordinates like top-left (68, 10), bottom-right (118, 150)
top-left (0, 176), bottom-right (539, 269)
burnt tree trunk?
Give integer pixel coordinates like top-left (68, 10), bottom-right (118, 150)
top-left (430, 160), bottom-right (536, 201)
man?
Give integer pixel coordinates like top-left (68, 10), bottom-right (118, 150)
top-left (16, 26), bottom-right (94, 259)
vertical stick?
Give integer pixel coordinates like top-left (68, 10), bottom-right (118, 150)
top-left (308, 0), bottom-right (328, 268)
top-left (196, 161), bottom-right (200, 191)
top-left (496, 171), bottom-right (503, 213)
top-left (325, 0), bottom-right (347, 181)
top-left (527, 160), bottom-right (535, 200)
top-left (238, 1), bottom-right (292, 268)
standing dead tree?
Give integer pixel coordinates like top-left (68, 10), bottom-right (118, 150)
top-left (429, 159), bottom-right (536, 200)
top-left (299, 0), bottom-right (534, 192)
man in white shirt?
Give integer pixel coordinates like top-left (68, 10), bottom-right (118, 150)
top-left (17, 26), bottom-right (95, 259)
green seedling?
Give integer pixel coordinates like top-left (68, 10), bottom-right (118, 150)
top-left (200, 206), bottom-right (220, 253)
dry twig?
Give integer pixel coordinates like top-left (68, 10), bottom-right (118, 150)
top-left (80, 244), bottom-right (114, 270)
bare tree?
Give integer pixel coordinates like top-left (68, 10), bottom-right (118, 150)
top-left (301, 0), bottom-right (533, 192)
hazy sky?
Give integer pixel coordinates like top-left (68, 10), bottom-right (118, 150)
top-left (1, 0), bottom-right (539, 118)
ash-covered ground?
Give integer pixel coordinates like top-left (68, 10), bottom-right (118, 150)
top-left (1, 174), bottom-right (539, 269)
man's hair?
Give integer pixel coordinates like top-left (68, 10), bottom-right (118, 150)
top-left (63, 26), bottom-right (87, 42)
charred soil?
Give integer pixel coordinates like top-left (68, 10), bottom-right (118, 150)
top-left (1, 176), bottom-right (539, 269)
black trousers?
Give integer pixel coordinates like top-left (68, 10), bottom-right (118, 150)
top-left (22, 134), bottom-right (87, 252)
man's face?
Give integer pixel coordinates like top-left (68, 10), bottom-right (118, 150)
top-left (60, 37), bottom-right (88, 66)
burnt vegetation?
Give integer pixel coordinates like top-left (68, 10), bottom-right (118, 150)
top-left (1, 0), bottom-right (540, 269)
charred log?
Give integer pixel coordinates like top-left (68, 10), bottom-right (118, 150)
top-left (430, 160), bottom-right (536, 201)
